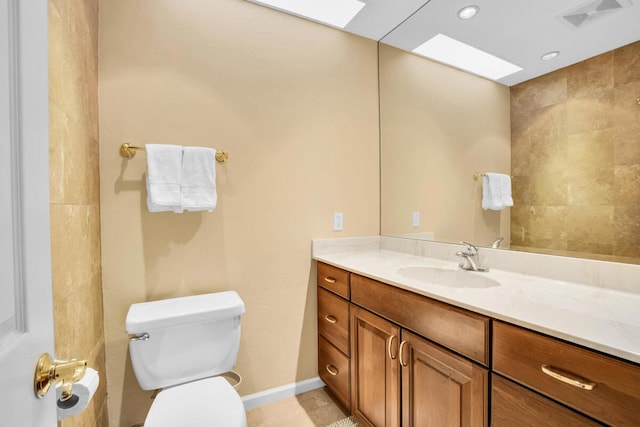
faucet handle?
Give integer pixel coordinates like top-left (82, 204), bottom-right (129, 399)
top-left (460, 241), bottom-right (478, 254)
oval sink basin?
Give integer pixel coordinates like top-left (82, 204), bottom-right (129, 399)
top-left (397, 266), bottom-right (500, 289)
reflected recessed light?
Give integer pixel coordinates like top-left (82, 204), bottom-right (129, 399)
top-left (457, 5), bottom-right (479, 20)
top-left (254, 0), bottom-right (365, 28)
top-left (413, 34), bottom-right (522, 81)
top-left (541, 51), bottom-right (560, 61)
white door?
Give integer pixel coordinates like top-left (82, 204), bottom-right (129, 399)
top-left (0, 0), bottom-right (56, 426)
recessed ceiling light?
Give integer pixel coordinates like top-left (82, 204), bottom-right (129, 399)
top-left (253, 0), bottom-right (366, 28)
top-left (457, 5), bottom-right (479, 20)
top-left (413, 34), bottom-right (522, 81)
top-left (540, 51), bottom-right (560, 61)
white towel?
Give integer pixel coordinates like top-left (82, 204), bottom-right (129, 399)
top-left (482, 173), bottom-right (514, 211)
top-left (181, 146), bottom-right (217, 212)
top-left (146, 144), bottom-right (183, 213)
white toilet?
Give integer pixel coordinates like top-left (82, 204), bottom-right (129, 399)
top-left (126, 291), bottom-right (247, 427)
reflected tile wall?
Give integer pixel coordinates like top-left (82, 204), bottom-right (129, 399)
top-left (49, 0), bottom-right (108, 426)
top-left (511, 40), bottom-right (640, 262)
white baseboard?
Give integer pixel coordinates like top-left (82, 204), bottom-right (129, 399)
top-left (241, 377), bottom-right (325, 410)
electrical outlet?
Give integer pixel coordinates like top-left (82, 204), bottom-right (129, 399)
top-left (333, 212), bottom-right (343, 231)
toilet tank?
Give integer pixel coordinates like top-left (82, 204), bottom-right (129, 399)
top-left (126, 291), bottom-right (245, 390)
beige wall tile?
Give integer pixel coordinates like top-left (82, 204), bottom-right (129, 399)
top-left (528, 206), bottom-right (568, 241)
top-left (49, 0), bottom-right (105, 426)
top-left (614, 205), bottom-right (640, 258)
top-left (613, 80), bottom-right (640, 127)
top-left (614, 41), bottom-right (640, 85)
top-left (567, 52), bottom-right (614, 99)
top-left (567, 169), bottom-right (614, 206)
top-left (511, 68), bottom-right (567, 110)
top-left (567, 129), bottom-right (614, 170)
top-left (614, 165), bottom-right (640, 204)
top-left (529, 172), bottom-right (568, 205)
top-left (613, 124), bottom-right (640, 166)
top-left (566, 91), bottom-right (616, 134)
top-left (511, 40), bottom-right (640, 261)
top-left (567, 206), bottom-right (614, 244)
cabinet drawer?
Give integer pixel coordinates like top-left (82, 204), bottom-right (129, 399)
top-left (318, 287), bottom-right (350, 356)
top-left (351, 274), bottom-right (489, 366)
top-left (492, 374), bottom-right (602, 427)
top-left (493, 321), bottom-right (640, 426)
top-left (318, 262), bottom-right (350, 299)
top-left (319, 335), bottom-right (350, 410)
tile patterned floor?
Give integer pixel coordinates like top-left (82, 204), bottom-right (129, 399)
top-left (246, 387), bottom-right (350, 427)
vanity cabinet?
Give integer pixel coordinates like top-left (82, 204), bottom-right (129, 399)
top-left (317, 262), bottom-right (351, 410)
top-left (317, 262), bottom-right (640, 427)
top-left (491, 374), bottom-right (601, 427)
top-left (493, 321), bottom-right (640, 426)
top-left (350, 275), bottom-right (488, 427)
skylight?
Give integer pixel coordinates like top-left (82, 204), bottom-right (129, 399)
top-left (254, 0), bottom-right (366, 28)
top-left (412, 34), bottom-right (522, 81)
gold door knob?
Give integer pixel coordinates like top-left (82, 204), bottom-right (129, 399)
top-left (34, 353), bottom-right (87, 400)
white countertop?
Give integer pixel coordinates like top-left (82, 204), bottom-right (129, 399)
top-left (312, 237), bottom-right (640, 364)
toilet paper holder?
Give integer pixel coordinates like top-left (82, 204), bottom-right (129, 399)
top-left (34, 353), bottom-right (87, 401)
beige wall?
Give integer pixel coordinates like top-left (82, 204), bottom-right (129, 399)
top-left (380, 44), bottom-right (511, 246)
top-left (49, 0), bottom-right (108, 426)
top-left (98, 1), bottom-right (380, 426)
top-left (510, 41), bottom-right (640, 263)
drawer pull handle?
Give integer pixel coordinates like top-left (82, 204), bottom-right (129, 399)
top-left (324, 277), bottom-right (337, 284)
top-left (399, 340), bottom-right (408, 367)
top-left (325, 315), bottom-right (337, 324)
top-left (541, 365), bottom-right (596, 391)
top-left (387, 335), bottom-right (398, 360)
top-left (325, 364), bottom-right (339, 376)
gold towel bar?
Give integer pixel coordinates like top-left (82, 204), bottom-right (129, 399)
top-left (473, 172), bottom-right (513, 181)
top-left (119, 143), bottom-right (229, 163)
top-left (472, 172), bottom-right (487, 181)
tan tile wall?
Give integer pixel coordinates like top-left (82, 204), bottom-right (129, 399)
top-left (511, 41), bottom-right (640, 262)
top-left (49, 0), bottom-right (108, 426)
top-left (98, 1), bottom-right (379, 426)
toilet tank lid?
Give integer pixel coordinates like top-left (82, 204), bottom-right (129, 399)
top-left (126, 291), bottom-right (245, 334)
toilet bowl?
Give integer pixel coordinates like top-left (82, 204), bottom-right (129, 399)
top-left (126, 291), bottom-right (246, 426)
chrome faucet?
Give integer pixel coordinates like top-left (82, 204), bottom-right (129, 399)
top-left (491, 237), bottom-right (504, 248)
top-left (455, 241), bottom-right (489, 272)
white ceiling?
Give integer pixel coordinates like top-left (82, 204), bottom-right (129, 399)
top-left (248, 0), bottom-right (640, 86)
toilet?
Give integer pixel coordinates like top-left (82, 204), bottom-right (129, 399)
top-left (126, 291), bottom-right (246, 427)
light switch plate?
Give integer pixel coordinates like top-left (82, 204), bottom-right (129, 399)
top-left (333, 212), bottom-right (343, 231)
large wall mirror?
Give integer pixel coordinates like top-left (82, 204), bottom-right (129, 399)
top-left (379, 1), bottom-right (640, 265)
top-left (249, 0), bottom-right (639, 264)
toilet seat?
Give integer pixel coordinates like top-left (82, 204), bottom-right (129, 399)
top-left (144, 376), bottom-right (247, 427)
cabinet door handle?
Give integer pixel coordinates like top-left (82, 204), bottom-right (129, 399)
top-left (325, 364), bottom-right (339, 376)
top-left (399, 340), bottom-right (408, 367)
top-left (324, 277), bottom-right (337, 284)
top-left (387, 335), bottom-right (398, 360)
top-left (541, 365), bottom-right (596, 390)
top-left (324, 315), bottom-right (337, 324)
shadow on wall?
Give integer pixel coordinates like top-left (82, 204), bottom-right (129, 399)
top-left (296, 261), bottom-right (319, 383)
top-left (115, 158), bottom-right (207, 300)
top-left (119, 348), bottom-right (153, 427)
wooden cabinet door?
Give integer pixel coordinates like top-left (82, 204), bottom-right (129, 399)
top-left (401, 330), bottom-right (488, 427)
top-left (351, 305), bottom-right (401, 427)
